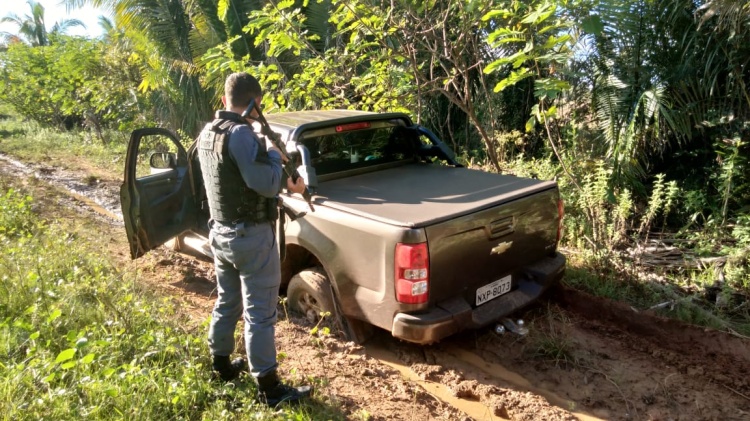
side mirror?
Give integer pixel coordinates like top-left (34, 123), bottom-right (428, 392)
top-left (295, 144), bottom-right (318, 190)
top-left (149, 152), bottom-right (176, 174)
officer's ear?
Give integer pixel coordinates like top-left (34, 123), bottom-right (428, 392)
top-left (221, 96), bottom-right (227, 107)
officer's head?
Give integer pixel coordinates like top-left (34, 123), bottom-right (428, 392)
top-left (223, 72), bottom-right (262, 110)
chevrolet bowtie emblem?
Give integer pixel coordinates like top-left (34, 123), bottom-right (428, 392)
top-left (491, 241), bottom-right (512, 255)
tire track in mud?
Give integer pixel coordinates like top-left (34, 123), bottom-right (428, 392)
top-left (366, 337), bottom-right (593, 421)
top-left (361, 287), bottom-right (750, 421)
top-left (0, 153), bottom-right (123, 223)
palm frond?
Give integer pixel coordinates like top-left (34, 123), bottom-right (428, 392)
top-left (304, 0), bottom-right (333, 52)
top-left (697, 0), bottom-right (750, 36)
top-left (98, 15), bottom-right (115, 33)
top-left (50, 19), bottom-right (87, 35)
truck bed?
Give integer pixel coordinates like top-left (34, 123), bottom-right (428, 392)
top-left (313, 162), bottom-right (557, 227)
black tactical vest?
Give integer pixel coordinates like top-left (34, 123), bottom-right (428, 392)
top-left (197, 111), bottom-right (278, 224)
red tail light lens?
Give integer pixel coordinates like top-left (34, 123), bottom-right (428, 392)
top-left (556, 198), bottom-right (565, 245)
top-left (335, 122), bottom-right (371, 132)
top-left (395, 242), bottom-right (429, 304)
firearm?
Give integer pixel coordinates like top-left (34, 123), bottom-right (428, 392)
top-left (241, 99), bottom-right (315, 212)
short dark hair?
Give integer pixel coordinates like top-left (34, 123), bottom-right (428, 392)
top-left (224, 72), bottom-right (261, 108)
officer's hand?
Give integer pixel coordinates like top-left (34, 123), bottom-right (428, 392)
top-left (286, 177), bottom-right (306, 195)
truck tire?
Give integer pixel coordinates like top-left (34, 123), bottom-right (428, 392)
top-left (287, 267), bottom-right (336, 325)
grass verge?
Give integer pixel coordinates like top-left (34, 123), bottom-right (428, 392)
top-left (562, 250), bottom-right (750, 337)
top-left (0, 104), bottom-right (129, 180)
top-left (0, 181), bottom-right (340, 419)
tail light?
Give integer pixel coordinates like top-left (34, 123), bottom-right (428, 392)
top-left (395, 242), bottom-right (429, 304)
top-left (335, 122), bottom-right (371, 132)
top-left (556, 198), bottom-right (565, 245)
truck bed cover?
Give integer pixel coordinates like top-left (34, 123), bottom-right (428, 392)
top-left (314, 163), bottom-right (557, 227)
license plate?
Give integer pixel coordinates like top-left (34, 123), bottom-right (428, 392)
top-left (476, 275), bottom-right (512, 306)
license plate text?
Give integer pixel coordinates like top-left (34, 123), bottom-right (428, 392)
top-left (476, 275), bottom-right (512, 306)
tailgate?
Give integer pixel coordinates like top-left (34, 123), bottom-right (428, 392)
top-left (426, 187), bottom-right (560, 305)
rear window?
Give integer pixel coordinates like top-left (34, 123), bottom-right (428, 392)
top-left (300, 122), bottom-right (419, 175)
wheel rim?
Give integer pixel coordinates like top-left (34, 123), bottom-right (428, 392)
top-left (298, 291), bottom-right (321, 323)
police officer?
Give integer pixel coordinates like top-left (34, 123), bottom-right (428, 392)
top-left (197, 72), bottom-right (311, 406)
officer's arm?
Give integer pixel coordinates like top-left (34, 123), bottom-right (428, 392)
top-left (228, 125), bottom-right (283, 198)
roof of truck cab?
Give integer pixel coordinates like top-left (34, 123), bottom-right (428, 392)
top-left (263, 110), bottom-right (375, 129)
top-left (260, 110), bottom-right (413, 138)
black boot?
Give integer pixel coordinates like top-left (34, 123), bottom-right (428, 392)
top-left (212, 355), bottom-right (248, 381)
top-left (257, 370), bottom-right (312, 406)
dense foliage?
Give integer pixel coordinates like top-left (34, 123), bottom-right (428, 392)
top-left (0, 35), bottom-right (151, 140)
top-left (1, 0), bottom-right (748, 316)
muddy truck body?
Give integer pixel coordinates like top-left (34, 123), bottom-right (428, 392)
top-left (120, 110), bottom-right (565, 344)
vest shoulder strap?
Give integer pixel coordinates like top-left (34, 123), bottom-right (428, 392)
top-left (212, 118), bottom-right (242, 134)
top-left (200, 118), bottom-right (243, 155)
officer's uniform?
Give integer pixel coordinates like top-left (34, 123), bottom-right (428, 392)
top-left (197, 110), bottom-right (283, 378)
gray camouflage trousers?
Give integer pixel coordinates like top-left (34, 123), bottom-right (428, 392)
top-left (207, 219), bottom-right (280, 378)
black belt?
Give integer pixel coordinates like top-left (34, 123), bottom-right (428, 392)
top-left (215, 217), bottom-right (271, 227)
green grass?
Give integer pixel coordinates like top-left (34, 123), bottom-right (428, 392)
top-left (0, 187), bottom-right (342, 420)
top-left (527, 307), bottom-right (577, 368)
top-left (0, 104), bottom-right (128, 179)
top-left (562, 250), bottom-right (750, 336)
top-left (561, 255), bottom-right (660, 307)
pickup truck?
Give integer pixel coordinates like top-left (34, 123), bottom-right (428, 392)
top-left (120, 110), bottom-right (565, 344)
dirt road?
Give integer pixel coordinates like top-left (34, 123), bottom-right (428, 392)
top-left (2, 153), bottom-right (749, 420)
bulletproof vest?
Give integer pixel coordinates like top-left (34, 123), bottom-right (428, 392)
top-left (197, 111), bottom-right (278, 224)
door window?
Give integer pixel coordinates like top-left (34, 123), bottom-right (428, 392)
top-left (134, 133), bottom-right (187, 179)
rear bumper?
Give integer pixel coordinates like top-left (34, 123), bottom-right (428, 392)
top-left (391, 252), bottom-right (565, 344)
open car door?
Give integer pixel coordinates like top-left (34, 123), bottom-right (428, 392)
top-left (120, 128), bottom-right (197, 259)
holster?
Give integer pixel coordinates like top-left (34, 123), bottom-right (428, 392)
top-left (275, 198), bottom-right (286, 262)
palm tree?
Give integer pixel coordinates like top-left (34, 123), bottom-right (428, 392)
top-left (566, 0), bottom-right (750, 229)
top-left (60, 0), bottom-right (271, 135)
top-left (50, 18), bottom-right (87, 39)
top-left (1, 0), bottom-right (85, 46)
